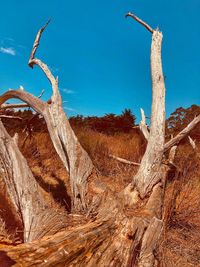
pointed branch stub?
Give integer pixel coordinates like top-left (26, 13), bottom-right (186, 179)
top-left (139, 108), bottom-right (149, 140)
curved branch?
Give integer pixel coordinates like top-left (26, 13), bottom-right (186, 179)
top-left (0, 88), bottom-right (94, 212)
top-left (1, 89), bottom-right (46, 110)
top-left (125, 12), bottom-right (154, 34)
top-left (26, 21), bottom-right (95, 212)
top-left (0, 90), bottom-right (46, 114)
top-left (164, 114), bottom-right (200, 152)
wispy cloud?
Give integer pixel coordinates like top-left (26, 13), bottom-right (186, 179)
top-left (49, 66), bottom-right (59, 73)
top-left (64, 106), bottom-right (76, 112)
top-left (0, 47), bottom-right (16, 56)
top-left (60, 88), bottom-right (74, 94)
top-left (0, 37), bottom-right (26, 56)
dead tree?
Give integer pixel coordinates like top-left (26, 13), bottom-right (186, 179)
top-left (0, 119), bottom-right (69, 243)
top-left (0, 12), bottom-right (199, 267)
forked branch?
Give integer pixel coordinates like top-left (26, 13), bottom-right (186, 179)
top-left (28, 20), bottom-right (59, 100)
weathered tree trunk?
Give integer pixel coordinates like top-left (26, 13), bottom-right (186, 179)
top-left (0, 12), bottom-right (199, 267)
top-left (0, 88), bottom-right (95, 213)
top-left (132, 29), bottom-right (165, 198)
top-left (0, 120), bottom-right (69, 242)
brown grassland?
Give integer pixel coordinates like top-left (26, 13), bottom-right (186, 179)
top-left (0, 112), bottom-right (199, 266)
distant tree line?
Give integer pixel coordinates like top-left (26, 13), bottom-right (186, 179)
top-left (69, 108), bottom-right (136, 134)
top-left (0, 105), bottom-right (199, 137)
top-left (166, 104), bottom-right (200, 139)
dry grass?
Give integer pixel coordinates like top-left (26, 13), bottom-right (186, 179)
top-left (0, 121), bottom-right (199, 266)
top-left (160, 143), bottom-right (200, 267)
top-left (74, 127), bottom-right (145, 189)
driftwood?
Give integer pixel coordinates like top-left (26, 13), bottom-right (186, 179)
top-left (0, 12), bottom-right (199, 267)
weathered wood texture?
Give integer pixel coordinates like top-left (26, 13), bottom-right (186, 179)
top-left (28, 21), bottom-right (95, 212)
top-left (0, 88), bottom-right (94, 213)
top-left (132, 29), bottom-right (165, 198)
top-left (0, 120), bottom-right (68, 242)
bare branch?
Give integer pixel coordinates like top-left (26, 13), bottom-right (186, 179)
top-left (28, 20), bottom-right (59, 100)
top-left (139, 108), bottom-right (149, 140)
top-left (125, 12), bottom-right (154, 34)
top-left (0, 88), bottom-right (94, 212)
top-left (164, 114), bottom-right (200, 152)
top-left (29, 19), bottom-right (51, 66)
top-left (132, 125), bottom-right (139, 129)
top-left (1, 89), bottom-right (46, 110)
top-left (26, 22), bottom-right (95, 212)
top-left (1, 103), bottom-right (30, 110)
top-left (109, 154), bottom-right (140, 166)
top-left (0, 115), bottom-right (22, 120)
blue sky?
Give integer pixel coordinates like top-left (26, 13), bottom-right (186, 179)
top-left (0, 1), bottom-right (199, 121)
